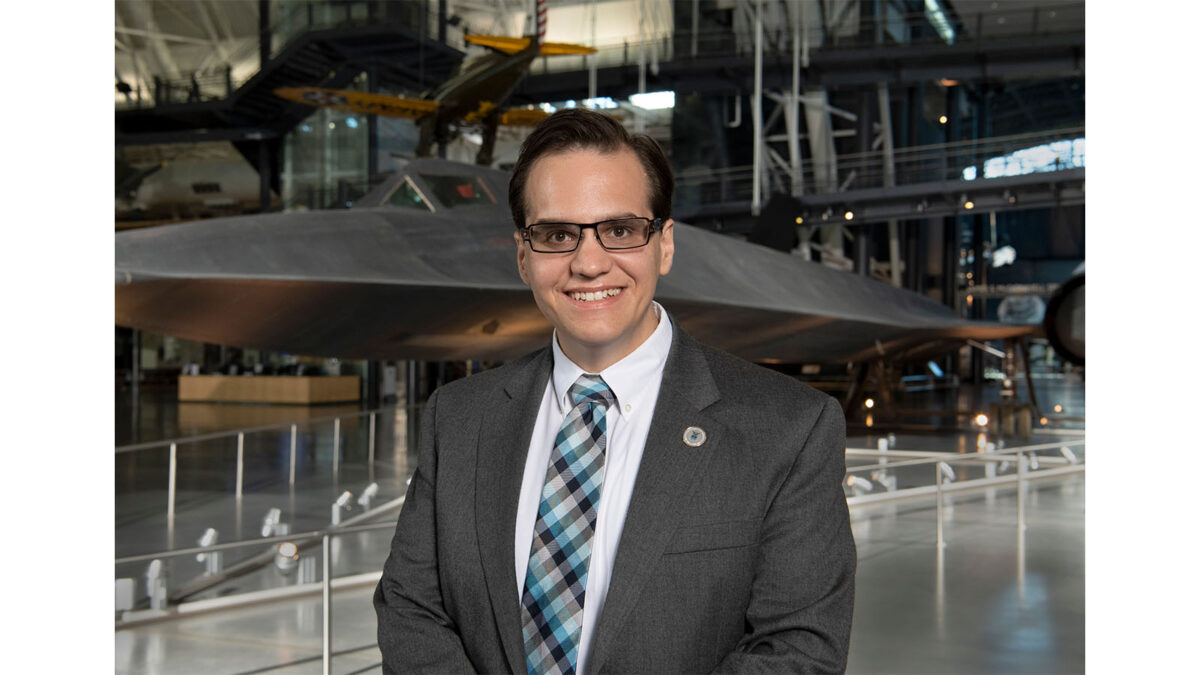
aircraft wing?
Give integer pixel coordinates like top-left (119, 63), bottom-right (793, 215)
top-left (464, 34), bottom-right (597, 56)
top-left (273, 87), bottom-right (438, 119)
top-left (115, 160), bottom-right (1032, 364)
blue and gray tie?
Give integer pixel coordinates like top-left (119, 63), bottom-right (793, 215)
top-left (520, 374), bottom-right (616, 675)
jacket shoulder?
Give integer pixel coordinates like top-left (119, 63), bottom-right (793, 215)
top-left (691, 337), bottom-right (837, 413)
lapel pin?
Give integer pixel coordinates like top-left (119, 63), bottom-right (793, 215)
top-left (683, 426), bottom-right (707, 447)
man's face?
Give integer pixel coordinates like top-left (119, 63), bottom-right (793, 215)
top-left (515, 147), bottom-right (674, 371)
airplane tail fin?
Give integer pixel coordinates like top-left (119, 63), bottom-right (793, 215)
top-left (464, 34), bottom-right (596, 56)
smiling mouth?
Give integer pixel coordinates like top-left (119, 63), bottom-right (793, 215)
top-left (568, 288), bottom-right (623, 302)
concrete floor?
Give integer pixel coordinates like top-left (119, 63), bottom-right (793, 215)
top-left (116, 378), bottom-right (1084, 674)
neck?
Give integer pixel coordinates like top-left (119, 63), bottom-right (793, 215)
top-left (557, 305), bottom-right (660, 373)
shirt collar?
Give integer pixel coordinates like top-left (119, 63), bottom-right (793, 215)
top-left (550, 302), bottom-right (673, 419)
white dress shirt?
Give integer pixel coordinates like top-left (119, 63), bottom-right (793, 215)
top-left (514, 302), bottom-right (673, 675)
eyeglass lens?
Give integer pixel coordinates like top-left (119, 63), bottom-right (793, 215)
top-left (527, 218), bottom-right (654, 252)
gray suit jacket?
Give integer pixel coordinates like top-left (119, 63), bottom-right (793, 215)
top-left (375, 327), bottom-right (855, 674)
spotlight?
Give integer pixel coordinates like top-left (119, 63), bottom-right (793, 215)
top-left (1040, 417), bottom-right (1049, 425)
top-left (939, 115), bottom-right (948, 124)
top-left (261, 508), bottom-right (282, 538)
top-left (795, 215), bottom-right (805, 225)
top-left (964, 200), bottom-right (975, 210)
top-left (196, 527), bottom-right (222, 575)
top-left (938, 461), bottom-right (956, 483)
top-left (332, 491), bottom-right (354, 525)
top-left (1054, 404), bottom-right (1063, 413)
top-left (864, 398), bottom-right (875, 409)
top-left (846, 475), bottom-right (874, 495)
top-left (844, 210), bottom-right (855, 221)
top-left (357, 482), bottom-right (380, 509)
top-left (274, 542), bottom-right (300, 574)
top-left (197, 527), bottom-right (218, 548)
top-left (871, 470), bottom-right (897, 491)
top-left (974, 413), bottom-right (989, 427)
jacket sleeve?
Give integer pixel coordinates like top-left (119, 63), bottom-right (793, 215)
top-left (712, 396), bottom-right (856, 674)
top-left (374, 388), bottom-right (478, 674)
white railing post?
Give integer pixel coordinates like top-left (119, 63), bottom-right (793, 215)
top-left (235, 432), bottom-right (245, 501)
top-left (322, 534), bottom-right (332, 675)
top-left (167, 443), bottom-right (177, 548)
top-left (332, 418), bottom-right (340, 478)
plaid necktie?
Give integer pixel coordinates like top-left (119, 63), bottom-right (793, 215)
top-left (521, 374), bottom-right (616, 675)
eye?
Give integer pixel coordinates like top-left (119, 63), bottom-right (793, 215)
top-left (547, 228), bottom-right (574, 243)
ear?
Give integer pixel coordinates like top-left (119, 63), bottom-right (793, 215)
top-left (514, 230), bottom-right (530, 285)
top-left (657, 219), bottom-right (675, 275)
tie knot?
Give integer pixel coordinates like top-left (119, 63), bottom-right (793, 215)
top-left (569, 374), bottom-right (615, 410)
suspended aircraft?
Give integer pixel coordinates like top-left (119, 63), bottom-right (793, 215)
top-left (273, 0), bottom-right (594, 166)
top-left (115, 157), bottom-right (1034, 369)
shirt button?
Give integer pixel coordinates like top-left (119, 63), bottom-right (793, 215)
top-left (624, 404), bottom-right (632, 413)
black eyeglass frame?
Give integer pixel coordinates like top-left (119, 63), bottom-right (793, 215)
top-left (520, 217), bottom-right (665, 253)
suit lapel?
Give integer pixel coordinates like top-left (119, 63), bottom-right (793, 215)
top-left (587, 330), bottom-right (725, 672)
top-left (475, 349), bottom-right (552, 675)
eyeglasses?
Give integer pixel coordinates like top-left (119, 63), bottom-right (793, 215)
top-left (522, 217), bottom-right (664, 253)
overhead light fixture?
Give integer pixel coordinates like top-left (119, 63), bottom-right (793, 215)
top-left (844, 209), bottom-right (855, 221)
top-left (938, 115), bottom-right (948, 124)
top-left (963, 200), bottom-right (975, 210)
top-left (1054, 404), bottom-right (1063, 413)
top-left (795, 215), bottom-right (805, 225)
top-left (974, 412), bottom-right (989, 427)
top-left (629, 90), bottom-right (675, 110)
top-left (864, 398), bottom-right (875, 409)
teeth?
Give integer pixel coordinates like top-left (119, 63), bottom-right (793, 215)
top-left (571, 288), bottom-right (621, 302)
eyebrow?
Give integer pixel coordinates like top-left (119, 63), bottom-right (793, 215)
top-left (527, 213), bottom-right (643, 225)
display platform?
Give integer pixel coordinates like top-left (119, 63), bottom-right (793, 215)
top-left (178, 375), bottom-right (360, 404)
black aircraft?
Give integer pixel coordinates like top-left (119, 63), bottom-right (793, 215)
top-left (274, 33), bottom-right (593, 166)
top-left (115, 157), bottom-right (1034, 368)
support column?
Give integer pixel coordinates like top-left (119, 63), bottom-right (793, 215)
top-left (367, 68), bottom-right (379, 183)
top-left (853, 224), bottom-right (871, 276)
top-left (258, 140), bottom-right (271, 213)
top-left (258, 0), bottom-right (270, 70)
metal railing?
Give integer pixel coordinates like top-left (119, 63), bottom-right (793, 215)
top-left (116, 419), bottom-right (1082, 672)
top-left (675, 126), bottom-right (1084, 207)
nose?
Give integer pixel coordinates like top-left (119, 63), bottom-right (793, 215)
top-left (569, 228), bottom-right (612, 278)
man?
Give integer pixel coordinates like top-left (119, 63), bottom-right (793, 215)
top-left (375, 109), bottom-right (855, 674)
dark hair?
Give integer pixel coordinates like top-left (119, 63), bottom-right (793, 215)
top-left (508, 108), bottom-right (673, 229)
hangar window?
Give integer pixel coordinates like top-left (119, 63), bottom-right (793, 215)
top-left (192, 182), bottom-right (222, 194)
top-left (419, 173), bottom-right (495, 209)
top-left (385, 177), bottom-right (434, 212)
